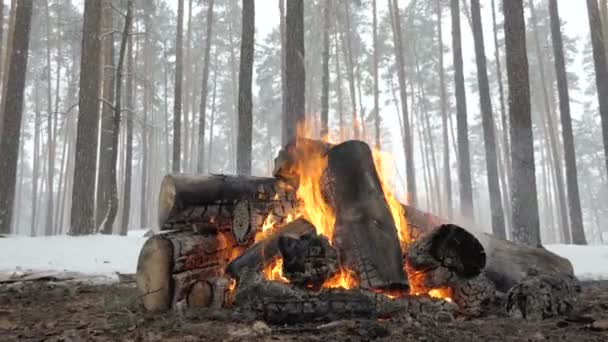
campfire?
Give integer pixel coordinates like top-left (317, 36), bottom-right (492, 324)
top-left (136, 128), bottom-right (579, 324)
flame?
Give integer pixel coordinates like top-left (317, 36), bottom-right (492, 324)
top-left (322, 267), bottom-right (358, 289)
top-left (263, 257), bottom-right (289, 283)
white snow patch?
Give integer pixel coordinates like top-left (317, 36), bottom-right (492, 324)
top-left (546, 244), bottom-right (608, 280)
top-left (0, 234), bottom-right (147, 282)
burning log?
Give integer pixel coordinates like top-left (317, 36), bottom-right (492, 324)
top-left (451, 274), bottom-right (496, 317)
top-left (158, 174), bottom-right (297, 244)
top-left (406, 224), bottom-right (486, 289)
top-left (326, 140), bottom-right (408, 290)
top-left (505, 273), bottom-right (580, 321)
top-left (278, 231), bottom-right (339, 289)
top-left (136, 229), bottom-right (239, 312)
top-left (233, 271), bottom-right (455, 324)
top-left (272, 138), bottom-right (333, 185)
top-left (226, 218), bottom-right (316, 280)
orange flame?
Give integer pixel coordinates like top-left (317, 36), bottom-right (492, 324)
top-left (322, 267), bottom-right (358, 289)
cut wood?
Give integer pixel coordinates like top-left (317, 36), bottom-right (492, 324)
top-left (226, 218), bottom-right (315, 280)
top-left (406, 224), bottom-right (486, 290)
top-left (158, 174), bottom-right (297, 244)
top-left (327, 140), bottom-right (408, 290)
top-left (451, 274), bottom-right (496, 317)
top-left (505, 273), bottom-right (580, 321)
top-left (136, 229), bottom-right (239, 312)
top-left (278, 231), bottom-right (338, 289)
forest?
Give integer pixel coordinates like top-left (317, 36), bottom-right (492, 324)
top-left (0, 0), bottom-right (606, 249)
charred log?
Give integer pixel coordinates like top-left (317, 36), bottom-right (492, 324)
top-left (272, 138), bottom-right (333, 184)
top-left (226, 218), bottom-right (315, 279)
top-left (159, 174), bottom-right (297, 244)
top-left (278, 231), bottom-right (339, 289)
top-left (451, 274), bottom-right (496, 317)
top-left (136, 229), bottom-right (238, 312)
top-left (505, 273), bottom-right (580, 321)
top-left (234, 271), bottom-right (455, 324)
top-left (327, 140), bottom-right (408, 291)
top-left (406, 224), bottom-right (486, 289)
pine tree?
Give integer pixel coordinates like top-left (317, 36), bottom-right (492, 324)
top-left (237, 0), bottom-right (254, 175)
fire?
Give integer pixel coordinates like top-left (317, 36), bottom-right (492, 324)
top-left (322, 267), bottom-right (358, 289)
top-left (263, 257), bottom-right (289, 283)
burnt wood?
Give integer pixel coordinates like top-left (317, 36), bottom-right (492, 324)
top-left (406, 224), bottom-right (486, 289)
top-left (451, 274), bottom-right (496, 317)
top-left (278, 231), bottom-right (339, 289)
top-left (505, 273), bottom-right (580, 321)
top-left (226, 218), bottom-right (315, 279)
top-left (327, 140), bottom-right (408, 291)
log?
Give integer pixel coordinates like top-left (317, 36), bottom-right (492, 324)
top-left (406, 224), bottom-right (486, 290)
top-left (278, 231), bottom-right (339, 289)
top-left (233, 271), bottom-right (455, 324)
top-left (136, 229), bottom-right (239, 312)
top-left (505, 273), bottom-right (580, 321)
top-left (327, 141), bottom-right (408, 291)
top-left (158, 174), bottom-right (297, 244)
top-left (225, 218), bottom-right (316, 280)
top-left (451, 274), bottom-right (496, 317)
top-left (272, 138), bottom-right (333, 185)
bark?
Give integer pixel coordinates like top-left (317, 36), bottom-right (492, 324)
top-left (470, 0), bottom-right (506, 239)
top-left (0, 1), bottom-right (4, 99)
top-left (284, 0), bottom-right (305, 143)
top-left (320, 0), bottom-right (330, 137)
top-left (372, 0), bottom-right (380, 148)
top-left (183, 0), bottom-right (193, 172)
top-left (97, 0), bottom-right (114, 229)
top-left (549, 0), bottom-right (586, 245)
top-left (173, 0), bottom-right (184, 173)
top-left (450, 0), bottom-right (474, 219)
top-left (586, 0), bottom-right (608, 183)
top-left (529, 0), bottom-right (570, 244)
top-left (0, 0), bottom-right (15, 115)
top-left (503, 0), bottom-right (541, 246)
top-left (388, 0), bottom-right (417, 206)
top-left (141, 3), bottom-right (153, 228)
top-left (120, 32), bottom-right (134, 235)
top-left (279, 0), bottom-right (288, 145)
top-left (328, 141), bottom-right (408, 290)
top-left (101, 0), bottom-right (132, 235)
top-left (197, 0), bottom-right (215, 173)
top-left (0, 0), bottom-right (33, 234)
top-left (437, 0), bottom-right (452, 219)
top-left (237, 0), bottom-right (254, 176)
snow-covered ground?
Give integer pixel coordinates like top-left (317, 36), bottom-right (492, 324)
top-left (0, 232), bottom-right (607, 282)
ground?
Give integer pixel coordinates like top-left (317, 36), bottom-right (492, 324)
top-left (1, 280), bottom-right (607, 341)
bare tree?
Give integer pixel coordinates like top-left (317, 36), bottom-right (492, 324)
top-left (120, 32), bottom-right (134, 235)
top-left (587, 0), bottom-right (608, 177)
top-left (101, 0), bottom-right (133, 235)
top-left (504, 0), bottom-right (541, 246)
top-left (451, 0), bottom-right (474, 219)
top-left (320, 0), bottom-right (330, 137)
top-left (549, 0), bottom-right (587, 244)
top-left (173, 0), bottom-right (184, 173)
top-left (388, 0), bottom-right (417, 206)
top-left (470, 0), bottom-right (506, 238)
top-left (237, 0), bottom-right (254, 175)
top-left (197, 0), bottom-right (215, 173)
top-left (69, 0), bottom-right (103, 235)
top-left (284, 0), bottom-right (305, 143)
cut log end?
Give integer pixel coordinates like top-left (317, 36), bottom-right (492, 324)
top-left (136, 235), bottom-right (174, 312)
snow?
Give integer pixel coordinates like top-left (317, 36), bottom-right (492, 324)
top-left (1, 232), bottom-right (607, 283)
top-left (546, 244), bottom-right (608, 281)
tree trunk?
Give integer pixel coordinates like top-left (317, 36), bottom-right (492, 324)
top-left (196, 0), bottom-right (215, 173)
top-left (279, 0), bottom-right (288, 145)
top-left (340, 1), bottom-right (359, 140)
top-left (586, 0), bottom-right (608, 181)
top-left (284, 0), bottom-right (305, 144)
top-left (528, 0), bottom-right (570, 244)
top-left (450, 0), bottom-right (474, 219)
top-left (0, 0), bottom-right (34, 235)
top-left (437, 0), bottom-right (452, 219)
top-left (320, 0), bottom-right (330, 138)
top-left (548, 0), bottom-right (586, 245)
top-left (31, 84), bottom-right (41, 236)
top-left (0, 1), bottom-right (5, 99)
top-left (44, 0), bottom-right (56, 236)
top-left (504, 0), bottom-right (541, 246)
top-left (101, 0), bottom-right (132, 235)
top-left (183, 0), bottom-right (193, 172)
top-left (388, 0), bottom-right (417, 206)
top-left (207, 61), bottom-right (218, 173)
top-left (237, 0), bottom-right (254, 176)
top-left (98, 0), bottom-right (115, 230)
top-left (334, 25), bottom-right (345, 140)
top-left (120, 32), bottom-right (134, 235)
top-left (470, 0), bottom-right (506, 239)
top-left (372, 0), bottom-right (380, 148)
top-left (173, 0), bottom-right (184, 173)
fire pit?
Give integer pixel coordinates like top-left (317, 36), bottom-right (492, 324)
top-left (136, 137), bottom-right (578, 324)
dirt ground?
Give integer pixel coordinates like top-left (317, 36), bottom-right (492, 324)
top-left (1, 279), bottom-right (607, 341)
